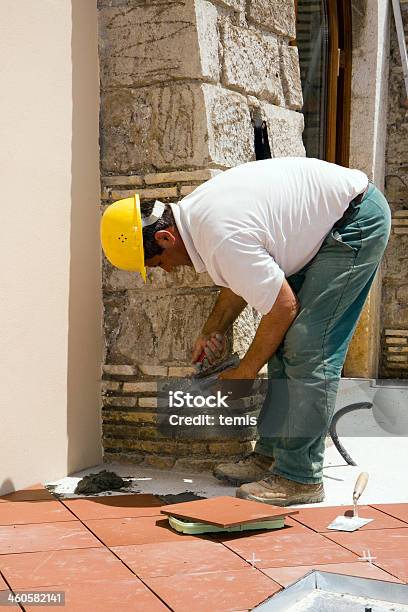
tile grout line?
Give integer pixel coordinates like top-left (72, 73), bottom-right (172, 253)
top-left (55, 499), bottom-right (174, 611)
top-left (371, 560), bottom-right (408, 584)
top-left (318, 527), bottom-right (408, 584)
top-left (0, 569), bottom-right (23, 611)
top-left (368, 504), bottom-right (408, 526)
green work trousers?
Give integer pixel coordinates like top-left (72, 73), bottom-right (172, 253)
top-left (254, 184), bottom-right (391, 483)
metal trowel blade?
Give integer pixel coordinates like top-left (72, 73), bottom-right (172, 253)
top-left (327, 515), bottom-right (373, 532)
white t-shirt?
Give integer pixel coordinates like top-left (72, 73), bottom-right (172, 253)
top-left (170, 157), bottom-right (368, 315)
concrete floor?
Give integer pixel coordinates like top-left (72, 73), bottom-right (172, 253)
top-left (49, 378), bottom-right (408, 507)
top-left (48, 432), bottom-right (407, 507)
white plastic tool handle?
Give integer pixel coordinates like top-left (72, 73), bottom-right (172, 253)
top-left (353, 472), bottom-right (369, 503)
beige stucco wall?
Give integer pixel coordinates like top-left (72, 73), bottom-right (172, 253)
top-left (0, 0), bottom-right (102, 495)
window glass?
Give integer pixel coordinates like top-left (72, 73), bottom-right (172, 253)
top-left (296, 0), bottom-right (329, 159)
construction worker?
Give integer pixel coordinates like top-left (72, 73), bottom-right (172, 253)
top-left (101, 157), bottom-right (391, 506)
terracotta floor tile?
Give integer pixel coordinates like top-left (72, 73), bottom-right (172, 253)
top-left (374, 557), bottom-right (408, 583)
top-left (324, 528), bottom-right (408, 560)
top-left (160, 496), bottom-right (297, 528)
top-left (1, 547), bottom-right (134, 589)
top-left (84, 515), bottom-right (199, 546)
top-left (0, 483), bottom-right (54, 503)
top-left (292, 505), bottom-right (407, 532)
top-left (262, 561), bottom-right (403, 587)
top-left (0, 499), bottom-right (75, 526)
top-left (144, 569), bottom-right (280, 612)
top-left (112, 540), bottom-right (248, 578)
top-left (210, 517), bottom-right (311, 545)
top-left (62, 493), bottom-right (162, 520)
top-left (0, 596), bottom-right (19, 612)
top-left (371, 503), bottom-right (408, 525)
top-left (0, 521), bottom-right (102, 554)
top-left (23, 579), bottom-right (169, 612)
top-left (223, 530), bottom-right (357, 568)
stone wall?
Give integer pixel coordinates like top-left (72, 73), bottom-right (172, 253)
top-left (381, 3), bottom-right (408, 377)
top-left (98, 0), bottom-right (305, 467)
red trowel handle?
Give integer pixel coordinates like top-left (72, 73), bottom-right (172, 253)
top-left (196, 350), bottom-right (206, 364)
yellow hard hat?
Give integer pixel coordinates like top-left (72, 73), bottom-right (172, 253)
top-left (100, 194), bottom-right (165, 282)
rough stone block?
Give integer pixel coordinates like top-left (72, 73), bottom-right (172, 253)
top-left (103, 364), bottom-right (138, 376)
top-left (392, 219), bottom-right (408, 225)
top-left (168, 366), bottom-right (196, 377)
top-left (143, 455), bottom-right (176, 469)
top-left (139, 365), bottom-right (168, 376)
top-left (232, 306), bottom-right (261, 358)
top-left (100, 83), bottom-right (210, 174)
top-left (385, 329), bottom-right (408, 336)
top-left (261, 102), bottom-right (306, 157)
top-left (101, 381), bottom-right (121, 392)
top-left (100, 81), bottom-right (259, 174)
top-left (103, 396), bottom-right (137, 408)
top-left (208, 440), bottom-right (253, 456)
top-left (110, 187), bottom-right (178, 201)
top-left (203, 84), bottom-right (254, 167)
top-left (385, 337), bottom-right (407, 344)
top-left (394, 210), bottom-right (408, 217)
top-left (213, 0), bottom-right (245, 10)
top-left (144, 169), bottom-right (220, 185)
top-left (279, 44), bottom-right (303, 110)
top-left (103, 411), bottom-right (157, 424)
top-left (382, 280), bottom-right (408, 329)
top-left (99, 0), bottom-right (219, 88)
top-left (174, 457), bottom-right (219, 472)
top-left (103, 451), bottom-right (145, 464)
top-left (221, 22), bottom-right (284, 104)
top-left (138, 397), bottom-right (159, 408)
top-left (102, 252), bottom-right (215, 292)
top-left (388, 355), bottom-right (407, 362)
top-left (101, 175), bottom-right (143, 187)
top-left (180, 185), bottom-right (198, 196)
top-left (385, 176), bottom-right (408, 202)
top-left (248, 0), bottom-right (296, 39)
top-left (383, 235), bottom-right (408, 279)
top-left (123, 382), bottom-right (158, 393)
top-left (104, 290), bottom-right (219, 364)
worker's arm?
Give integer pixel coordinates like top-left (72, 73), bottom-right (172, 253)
top-left (191, 288), bottom-right (247, 363)
top-left (219, 279), bottom-right (299, 379)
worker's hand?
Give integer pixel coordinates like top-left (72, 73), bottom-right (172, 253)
top-left (191, 332), bottom-right (226, 365)
top-left (217, 364), bottom-right (256, 400)
top-left (218, 363), bottom-right (256, 380)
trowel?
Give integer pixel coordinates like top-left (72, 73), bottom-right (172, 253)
top-left (327, 472), bottom-right (373, 531)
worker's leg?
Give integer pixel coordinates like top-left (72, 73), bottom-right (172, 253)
top-left (237, 185), bottom-right (391, 502)
top-left (254, 270), bottom-right (305, 458)
top-left (271, 184), bottom-right (391, 484)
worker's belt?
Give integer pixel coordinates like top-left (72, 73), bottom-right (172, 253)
top-left (333, 182), bottom-right (371, 228)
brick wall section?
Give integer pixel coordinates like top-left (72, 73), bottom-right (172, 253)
top-left (382, 4), bottom-right (408, 377)
top-left (98, 0), bottom-right (305, 467)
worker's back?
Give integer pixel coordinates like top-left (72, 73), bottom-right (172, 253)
top-left (171, 157), bottom-right (368, 313)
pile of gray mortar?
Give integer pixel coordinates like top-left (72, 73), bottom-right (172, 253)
top-left (74, 470), bottom-right (131, 495)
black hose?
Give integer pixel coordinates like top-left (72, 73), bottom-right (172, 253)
top-left (329, 402), bottom-right (373, 466)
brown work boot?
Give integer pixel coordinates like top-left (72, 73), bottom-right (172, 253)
top-left (213, 453), bottom-right (274, 486)
top-left (236, 474), bottom-right (324, 506)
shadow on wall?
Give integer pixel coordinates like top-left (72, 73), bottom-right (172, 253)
top-left (67, 0), bottom-right (103, 474)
